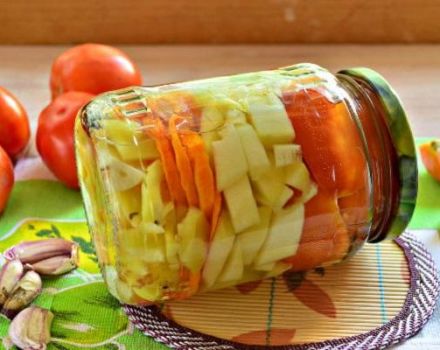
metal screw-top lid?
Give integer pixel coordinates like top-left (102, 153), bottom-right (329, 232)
top-left (338, 68), bottom-right (418, 241)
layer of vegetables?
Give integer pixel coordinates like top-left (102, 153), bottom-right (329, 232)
top-left (82, 79), bottom-right (370, 304)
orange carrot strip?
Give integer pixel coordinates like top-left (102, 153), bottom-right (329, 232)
top-left (169, 266), bottom-right (200, 300)
top-left (147, 120), bottom-right (187, 206)
top-left (180, 131), bottom-right (216, 220)
top-left (186, 269), bottom-right (201, 295)
top-left (169, 115), bottom-right (199, 207)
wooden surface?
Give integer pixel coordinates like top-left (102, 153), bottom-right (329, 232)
top-left (0, 44), bottom-right (438, 147)
top-left (1, 1), bottom-right (440, 44)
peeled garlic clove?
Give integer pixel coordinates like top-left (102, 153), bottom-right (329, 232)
top-left (9, 306), bottom-right (53, 350)
top-left (2, 270), bottom-right (42, 318)
top-left (4, 239), bottom-right (78, 264)
top-left (0, 259), bottom-right (24, 305)
top-left (30, 253), bottom-right (78, 276)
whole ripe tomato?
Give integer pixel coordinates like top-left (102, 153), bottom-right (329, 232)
top-left (0, 145), bottom-right (14, 214)
top-left (37, 91), bottom-right (94, 189)
top-left (0, 87), bottom-right (30, 159)
top-left (50, 44), bottom-right (142, 99)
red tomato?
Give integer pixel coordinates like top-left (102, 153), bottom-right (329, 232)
top-left (50, 44), bottom-right (142, 99)
top-left (0, 87), bottom-right (30, 159)
top-left (36, 91), bottom-right (94, 189)
top-left (0, 145), bottom-right (14, 214)
top-left (282, 89), bottom-right (368, 197)
top-left (284, 190), bottom-right (349, 271)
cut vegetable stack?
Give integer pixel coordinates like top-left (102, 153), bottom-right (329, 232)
top-left (76, 66), bottom-right (371, 304)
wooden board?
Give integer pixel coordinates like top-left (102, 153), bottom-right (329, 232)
top-left (0, 0), bottom-right (440, 44)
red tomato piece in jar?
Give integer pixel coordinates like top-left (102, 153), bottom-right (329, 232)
top-left (302, 189), bottom-right (347, 242)
top-left (282, 89), bottom-right (368, 197)
top-left (338, 187), bottom-right (370, 233)
top-left (284, 190), bottom-right (350, 271)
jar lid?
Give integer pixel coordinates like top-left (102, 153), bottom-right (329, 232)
top-left (338, 68), bottom-right (418, 241)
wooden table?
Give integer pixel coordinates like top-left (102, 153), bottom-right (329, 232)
top-left (1, 45), bottom-right (439, 141)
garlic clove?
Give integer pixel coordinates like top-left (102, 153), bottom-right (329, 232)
top-left (2, 270), bottom-right (42, 318)
top-left (0, 259), bottom-right (24, 305)
top-left (30, 253), bottom-right (78, 276)
top-left (4, 239), bottom-right (78, 264)
top-left (8, 306), bottom-right (53, 350)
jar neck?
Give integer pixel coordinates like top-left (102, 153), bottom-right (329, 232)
top-left (337, 74), bottom-right (401, 243)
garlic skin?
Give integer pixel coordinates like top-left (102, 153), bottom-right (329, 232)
top-left (8, 306), bottom-right (53, 350)
top-left (2, 271), bottom-right (42, 318)
top-left (4, 239), bottom-right (77, 264)
top-left (4, 239), bottom-right (80, 276)
top-left (30, 254), bottom-right (78, 276)
top-left (0, 259), bottom-right (24, 305)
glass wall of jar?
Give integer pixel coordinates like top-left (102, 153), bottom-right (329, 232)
top-left (75, 63), bottom-right (417, 304)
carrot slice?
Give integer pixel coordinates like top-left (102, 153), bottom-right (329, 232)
top-left (146, 119), bottom-right (187, 206)
top-left (186, 268), bottom-right (201, 295)
top-left (169, 266), bottom-right (200, 300)
top-left (180, 131), bottom-right (216, 220)
top-left (169, 115), bottom-right (199, 207)
top-left (209, 192), bottom-right (223, 240)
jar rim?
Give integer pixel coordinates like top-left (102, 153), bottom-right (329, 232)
top-left (338, 68), bottom-right (418, 240)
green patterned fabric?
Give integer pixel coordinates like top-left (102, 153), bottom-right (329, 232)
top-left (0, 182), bottom-right (169, 349)
top-left (411, 138), bottom-right (440, 230)
top-left (0, 138), bottom-right (437, 349)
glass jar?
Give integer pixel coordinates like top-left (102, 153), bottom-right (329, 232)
top-left (75, 63), bottom-right (417, 305)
